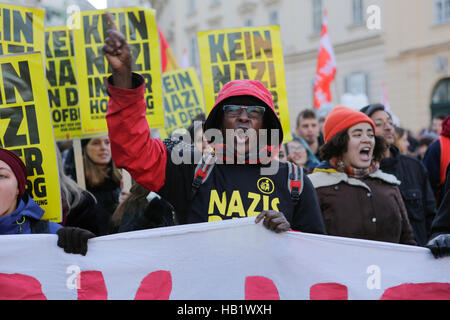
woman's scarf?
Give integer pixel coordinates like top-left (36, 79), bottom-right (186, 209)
top-left (330, 157), bottom-right (380, 179)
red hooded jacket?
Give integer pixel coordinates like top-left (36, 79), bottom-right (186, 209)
top-left (106, 73), bottom-right (325, 233)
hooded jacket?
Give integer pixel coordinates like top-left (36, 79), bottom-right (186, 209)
top-left (0, 194), bottom-right (62, 235)
top-left (106, 74), bottom-right (326, 234)
top-left (309, 162), bottom-right (417, 245)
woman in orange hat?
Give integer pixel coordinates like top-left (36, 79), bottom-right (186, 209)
top-left (308, 106), bottom-right (417, 245)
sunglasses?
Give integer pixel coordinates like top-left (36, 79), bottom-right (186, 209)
top-left (222, 105), bottom-right (266, 119)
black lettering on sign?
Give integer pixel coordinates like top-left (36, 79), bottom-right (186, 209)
top-left (23, 147), bottom-right (44, 176)
top-left (90, 98), bottom-right (108, 114)
top-left (48, 88), bottom-right (61, 107)
top-left (12, 10), bottom-right (33, 44)
top-left (209, 34), bottom-right (228, 63)
top-left (0, 104), bottom-right (40, 148)
top-left (0, 8), bottom-right (34, 44)
top-left (83, 14), bottom-right (101, 45)
top-left (228, 32), bottom-right (244, 62)
top-left (0, 106), bottom-right (27, 147)
top-left (1, 61), bottom-right (34, 104)
top-left (127, 11), bottom-right (148, 41)
top-left (85, 46), bottom-right (105, 75)
top-left (25, 105), bottom-right (40, 145)
top-left (253, 30), bottom-right (273, 59)
top-left (65, 87), bottom-right (78, 106)
top-left (58, 60), bottom-right (76, 86)
top-left (208, 30), bottom-right (273, 64)
top-left (212, 64), bottom-right (231, 94)
top-left (87, 76), bottom-right (108, 98)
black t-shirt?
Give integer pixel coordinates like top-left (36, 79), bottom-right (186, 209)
top-left (158, 144), bottom-right (326, 234)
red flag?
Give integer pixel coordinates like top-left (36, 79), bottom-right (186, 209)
top-left (158, 27), bottom-right (179, 72)
top-left (314, 10), bottom-right (337, 109)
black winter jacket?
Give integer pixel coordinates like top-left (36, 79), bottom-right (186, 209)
top-left (380, 146), bottom-right (437, 246)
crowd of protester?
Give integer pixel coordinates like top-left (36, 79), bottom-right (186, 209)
top-left (1, 18), bottom-right (449, 261)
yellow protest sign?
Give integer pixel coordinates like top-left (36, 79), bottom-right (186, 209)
top-left (0, 4), bottom-right (45, 56)
top-left (45, 27), bottom-right (83, 141)
top-left (160, 68), bottom-right (205, 138)
top-left (198, 26), bottom-right (292, 142)
top-left (0, 53), bottom-right (62, 222)
top-left (72, 7), bottom-right (164, 135)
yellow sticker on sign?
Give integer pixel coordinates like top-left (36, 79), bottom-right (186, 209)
top-left (0, 52), bottom-right (62, 222)
top-left (198, 26), bottom-right (292, 142)
top-left (45, 27), bottom-right (83, 141)
top-left (160, 68), bottom-right (205, 138)
top-left (72, 7), bottom-right (164, 135)
top-left (0, 4), bottom-right (45, 56)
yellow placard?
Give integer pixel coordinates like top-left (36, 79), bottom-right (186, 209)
top-left (0, 52), bottom-right (62, 222)
top-left (0, 4), bottom-right (45, 56)
top-left (72, 7), bottom-right (164, 135)
top-left (45, 27), bottom-right (84, 141)
top-left (198, 26), bottom-right (292, 142)
top-left (159, 68), bottom-right (205, 138)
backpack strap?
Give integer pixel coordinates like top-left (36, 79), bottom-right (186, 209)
top-left (29, 219), bottom-right (50, 234)
top-left (191, 152), bottom-right (217, 200)
top-left (287, 161), bottom-right (304, 202)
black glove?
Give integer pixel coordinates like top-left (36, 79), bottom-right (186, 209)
top-left (57, 227), bottom-right (95, 256)
top-left (426, 234), bottom-right (450, 259)
top-left (117, 196), bottom-right (175, 233)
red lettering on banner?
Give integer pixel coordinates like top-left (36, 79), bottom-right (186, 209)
top-left (380, 283), bottom-right (450, 300)
top-left (77, 271), bottom-right (108, 300)
top-left (310, 283), bottom-right (348, 300)
top-left (2, 271), bottom-right (449, 300)
top-left (245, 276), bottom-right (280, 300)
top-left (0, 273), bottom-right (46, 300)
top-left (134, 270), bottom-right (172, 300)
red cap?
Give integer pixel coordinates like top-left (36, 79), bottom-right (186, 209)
top-left (323, 106), bottom-right (376, 143)
top-left (0, 148), bottom-right (28, 196)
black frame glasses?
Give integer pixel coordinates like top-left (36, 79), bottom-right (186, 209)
top-left (222, 105), bottom-right (266, 119)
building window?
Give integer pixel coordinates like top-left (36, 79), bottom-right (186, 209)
top-left (432, 78), bottom-right (450, 104)
top-left (344, 72), bottom-right (369, 97)
top-left (189, 35), bottom-right (198, 67)
top-left (435, 0), bottom-right (450, 24)
top-left (352, 0), bottom-right (364, 25)
top-left (244, 18), bottom-right (253, 27)
top-left (269, 10), bottom-right (279, 25)
top-left (312, 0), bottom-right (323, 34)
top-left (188, 0), bottom-right (196, 15)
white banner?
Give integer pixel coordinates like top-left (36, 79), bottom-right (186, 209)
top-left (0, 218), bottom-right (449, 300)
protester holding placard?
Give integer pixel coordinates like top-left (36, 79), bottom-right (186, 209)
top-left (103, 14), bottom-right (325, 234)
top-left (308, 107), bottom-right (416, 245)
top-left (0, 148), bottom-right (94, 255)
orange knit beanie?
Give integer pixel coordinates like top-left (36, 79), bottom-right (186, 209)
top-left (323, 106), bottom-right (376, 143)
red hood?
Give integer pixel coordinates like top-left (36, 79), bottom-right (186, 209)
top-left (203, 79), bottom-right (283, 146)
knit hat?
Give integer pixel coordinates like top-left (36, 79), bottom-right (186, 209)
top-left (323, 106), bottom-right (376, 143)
top-left (0, 148), bottom-right (28, 196)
